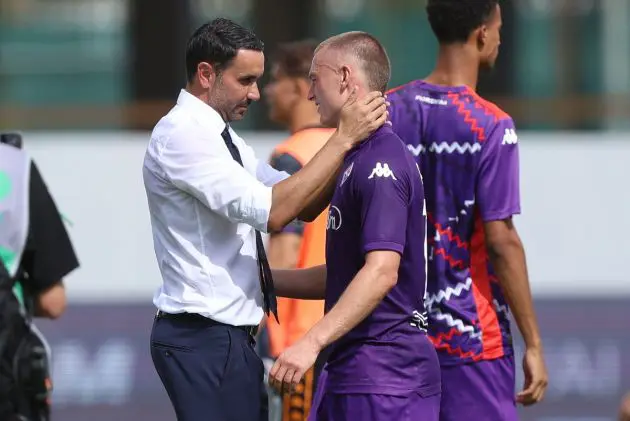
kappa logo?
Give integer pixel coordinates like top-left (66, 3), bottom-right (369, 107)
top-left (327, 206), bottom-right (342, 231)
top-left (502, 128), bottom-right (518, 145)
top-left (368, 162), bottom-right (397, 180)
top-left (340, 162), bottom-right (354, 186)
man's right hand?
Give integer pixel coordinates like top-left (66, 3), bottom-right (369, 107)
top-left (516, 346), bottom-right (548, 406)
top-left (335, 87), bottom-right (388, 148)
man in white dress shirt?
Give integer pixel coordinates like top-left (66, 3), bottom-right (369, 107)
top-left (142, 18), bottom-right (388, 421)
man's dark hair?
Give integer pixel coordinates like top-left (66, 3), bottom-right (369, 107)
top-left (185, 18), bottom-right (264, 82)
top-left (318, 32), bottom-right (391, 93)
top-left (271, 40), bottom-right (319, 79)
top-left (427, 0), bottom-right (499, 44)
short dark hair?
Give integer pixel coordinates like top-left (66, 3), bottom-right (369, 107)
top-left (271, 40), bottom-right (319, 79)
top-left (427, 0), bottom-right (499, 44)
top-left (185, 18), bottom-right (264, 82)
top-left (318, 31), bottom-right (391, 93)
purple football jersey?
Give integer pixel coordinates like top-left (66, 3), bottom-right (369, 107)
top-left (387, 80), bottom-right (521, 366)
top-left (323, 125), bottom-right (441, 396)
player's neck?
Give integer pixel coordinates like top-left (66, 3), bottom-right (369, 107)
top-left (288, 102), bottom-right (322, 134)
top-left (425, 44), bottom-right (480, 91)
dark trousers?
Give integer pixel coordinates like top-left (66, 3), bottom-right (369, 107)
top-left (150, 313), bottom-right (268, 421)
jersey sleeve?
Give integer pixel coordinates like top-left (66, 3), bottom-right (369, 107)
top-left (269, 152), bottom-right (305, 236)
top-left (269, 152), bottom-right (302, 176)
top-left (352, 149), bottom-right (412, 255)
top-left (476, 118), bottom-right (521, 222)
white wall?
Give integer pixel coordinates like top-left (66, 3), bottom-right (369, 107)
top-left (21, 131), bottom-right (630, 302)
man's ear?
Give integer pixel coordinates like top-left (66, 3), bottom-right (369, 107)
top-left (475, 25), bottom-right (488, 51)
top-left (339, 65), bottom-right (351, 93)
top-left (197, 62), bottom-right (217, 89)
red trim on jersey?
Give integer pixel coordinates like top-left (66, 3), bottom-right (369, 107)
top-left (470, 211), bottom-right (504, 359)
top-left (427, 212), bottom-right (468, 250)
top-left (429, 328), bottom-right (484, 361)
top-left (465, 87), bottom-right (511, 121)
top-left (446, 92), bottom-right (487, 141)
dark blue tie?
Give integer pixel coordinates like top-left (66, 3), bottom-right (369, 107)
top-left (221, 126), bottom-right (279, 323)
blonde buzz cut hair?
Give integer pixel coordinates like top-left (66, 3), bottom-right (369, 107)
top-left (317, 31), bottom-right (391, 93)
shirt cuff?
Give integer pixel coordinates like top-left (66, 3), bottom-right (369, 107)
top-left (480, 207), bottom-right (521, 222)
top-left (363, 241), bottom-right (405, 255)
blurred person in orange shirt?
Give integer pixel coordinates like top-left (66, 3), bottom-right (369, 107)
top-left (263, 40), bottom-right (333, 421)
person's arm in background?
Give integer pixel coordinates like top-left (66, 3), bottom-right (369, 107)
top-left (20, 161), bottom-right (79, 319)
top-left (477, 118), bottom-right (548, 406)
top-left (266, 153), bottom-right (305, 269)
top-left (272, 264), bottom-right (327, 300)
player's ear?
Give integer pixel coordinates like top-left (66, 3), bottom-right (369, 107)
top-left (339, 65), bottom-right (351, 92)
top-left (476, 25), bottom-right (488, 52)
top-left (197, 62), bottom-right (217, 89)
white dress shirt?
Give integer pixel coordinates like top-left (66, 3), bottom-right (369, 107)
top-left (143, 89), bottom-right (289, 326)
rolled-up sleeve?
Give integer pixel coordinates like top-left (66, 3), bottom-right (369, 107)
top-left (157, 128), bottom-right (273, 232)
top-left (257, 160), bottom-right (290, 187)
top-left (235, 135), bottom-right (290, 187)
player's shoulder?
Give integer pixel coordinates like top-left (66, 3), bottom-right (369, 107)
top-left (270, 132), bottom-right (302, 166)
top-left (468, 92), bottom-right (514, 125)
top-left (275, 127), bottom-right (333, 148)
top-left (149, 107), bottom-right (201, 155)
top-left (269, 152), bottom-right (302, 175)
top-left (368, 126), bottom-right (409, 155)
top-left (354, 127), bottom-right (412, 177)
top-left (385, 80), bottom-right (427, 109)
top-left (386, 79), bottom-right (423, 97)
top-left (464, 93), bottom-right (520, 147)
top-left (272, 127), bottom-right (333, 160)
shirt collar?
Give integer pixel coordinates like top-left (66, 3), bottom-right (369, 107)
top-left (176, 89), bottom-right (227, 133)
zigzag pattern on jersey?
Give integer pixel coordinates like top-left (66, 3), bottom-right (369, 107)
top-left (430, 308), bottom-right (481, 339)
top-left (427, 213), bottom-right (468, 250)
top-left (429, 327), bottom-right (483, 360)
top-left (425, 277), bottom-right (473, 309)
top-left (493, 299), bottom-right (509, 316)
top-left (447, 92), bottom-right (487, 142)
top-left (432, 247), bottom-right (466, 269)
top-left (406, 141), bottom-right (481, 156)
top-left (473, 97), bottom-right (504, 123)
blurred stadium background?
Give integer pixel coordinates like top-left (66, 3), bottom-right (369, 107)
top-left (1, 0), bottom-right (629, 420)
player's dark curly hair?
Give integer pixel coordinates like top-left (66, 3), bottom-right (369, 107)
top-left (426, 0), bottom-right (499, 44)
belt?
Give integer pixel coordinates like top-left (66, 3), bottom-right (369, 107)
top-left (155, 311), bottom-right (259, 337)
